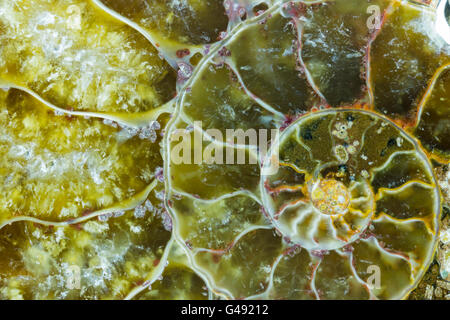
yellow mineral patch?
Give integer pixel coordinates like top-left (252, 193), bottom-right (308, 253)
top-left (369, 0), bottom-right (449, 122)
top-left (414, 64), bottom-right (450, 163)
top-left (0, 88), bottom-right (162, 222)
top-left (0, 193), bottom-right (171, 300)
top-left (0, 0), bottom-right (176, 114)
top-left (100, 0), bottom-right (228, 46)
top-left (0, 0), bottom-right (446, 301)
top-left (311, 179), bottom-right (350, 216)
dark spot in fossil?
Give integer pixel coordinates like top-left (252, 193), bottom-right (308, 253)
top-left (302, 130), bottom-right (313, 140)
top-left (387, 138), bottom-right (397, 147)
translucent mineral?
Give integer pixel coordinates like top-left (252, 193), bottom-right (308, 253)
top-left (0, 0), bottom-right (449, 300)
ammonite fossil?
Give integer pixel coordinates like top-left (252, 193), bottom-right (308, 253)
top-left (0, 0), bottom-right (448, 300)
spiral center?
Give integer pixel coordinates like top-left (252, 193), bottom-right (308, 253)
top-left (310, 179), bottom-right (350, 216)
